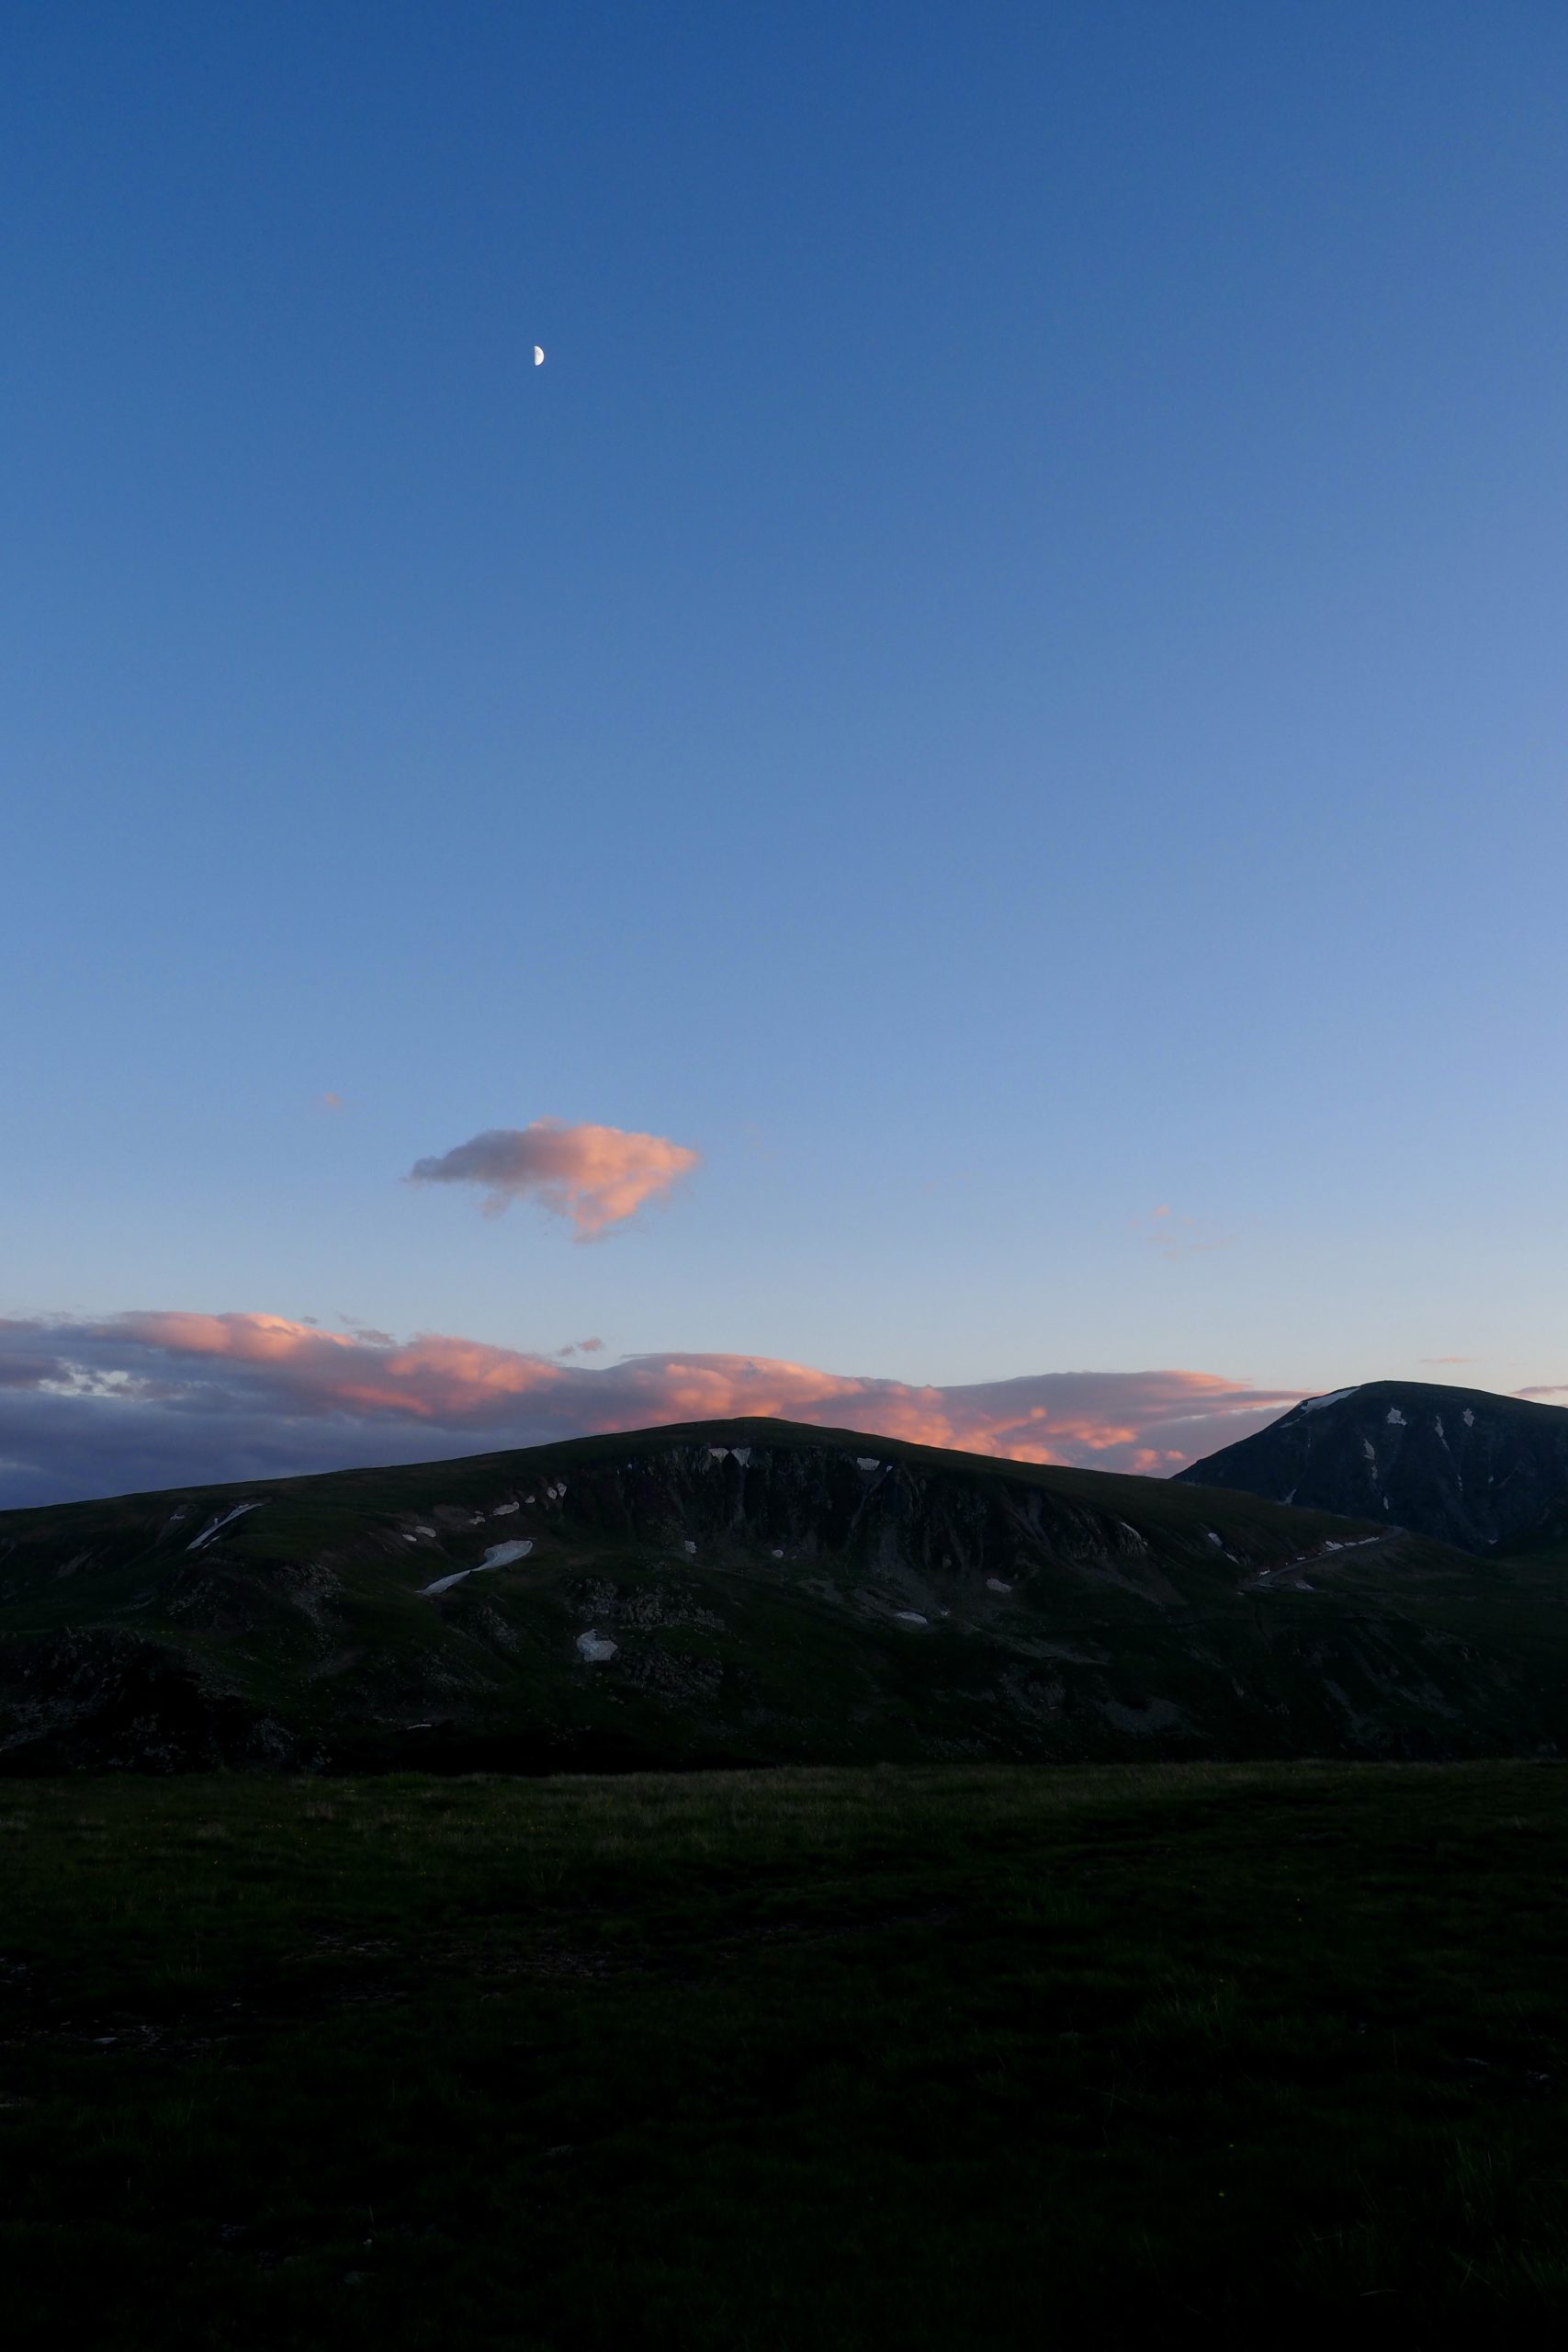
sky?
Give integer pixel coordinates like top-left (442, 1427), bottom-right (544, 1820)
top-left (4, 3), bottom-right (1567, 1504)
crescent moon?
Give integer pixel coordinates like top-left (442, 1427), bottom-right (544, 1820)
top-left (534, 345), bottom-right (545, 367)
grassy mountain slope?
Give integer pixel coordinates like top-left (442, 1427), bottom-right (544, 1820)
top-left (0, 1416), bottom-right (1562, 1770)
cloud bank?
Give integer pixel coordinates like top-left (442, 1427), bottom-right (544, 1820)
top-left (0, 1312), bottom-right (1303, 1507)
top-left (409, 1120), bottom-right (699, 1238)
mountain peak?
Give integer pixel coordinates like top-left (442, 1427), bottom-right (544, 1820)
top-left (1178, 1379), bottom-right (1568, 1551)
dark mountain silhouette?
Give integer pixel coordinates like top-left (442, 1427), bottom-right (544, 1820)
top-left (5, 1415), bottom-right (1568, 1770)
top-left (1178, 1380), bottom-right (1568, 1553)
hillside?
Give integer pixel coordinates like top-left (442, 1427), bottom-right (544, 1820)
top-left (1178, 1379), bottom-right (1568, 1552)
top-left (4, 1414), bottom-right (1567, 1770)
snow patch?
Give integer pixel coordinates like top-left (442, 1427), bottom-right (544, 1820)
top-left (1300, 1387), bottom-right (1359, 1414)
top-left (415, 1525), bottom-right (435, 1538)
top-left (856, 1457), bottom-right (882, 1473)
top-left (420, 1540), bottom-right (531, 1595)
top-left (1386, 1407), bottom-right (1406, 1426)
top-left (987, 1577), bottom-right (1012, 1594)
top-left (478, 1540), bottom-right (532, 1571)
top-left (186, 1501), bottom-right (264, 1553)
top-left (1463, 1408), bottom-right (1475, 1428)
top-left (1361, 1439), bottom-right (1377, 1463)
top-left (731, 1447), bottom-right (750, 1466)
top-left (577, 1630), bottom-right (617, 1662)
top-left (491, 1501), bottom-right (519, 1517)
top-left (708, 1448), bottom-right (728, 1461)
top-left (771, 1548), bottom-right (784, 1559)
top-left (682, 1540), bottom-right (696, 1555)
top-left (421, 1569), bottom-right (472, 1598)
top-left (894, 1611), bottom-right (928, 1626)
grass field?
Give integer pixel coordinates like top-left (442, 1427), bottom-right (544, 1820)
top-left (5, 1761), bottom-right (1568, 2346)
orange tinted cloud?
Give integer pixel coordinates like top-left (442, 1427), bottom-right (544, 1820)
top-left (409, 1119), bottom-right (699, 1239)
top-left (0, 1311), bottom-right (1306, 1505)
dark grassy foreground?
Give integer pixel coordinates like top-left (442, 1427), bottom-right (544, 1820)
top-left (4, 1764), bottom-right (1568, 2346)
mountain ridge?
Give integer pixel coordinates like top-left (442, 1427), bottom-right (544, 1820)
top-left (4, 1413), bottom-right (1566, 1772)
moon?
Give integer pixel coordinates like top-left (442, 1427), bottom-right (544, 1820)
top-left (534, 345), bottom-right (545, 367)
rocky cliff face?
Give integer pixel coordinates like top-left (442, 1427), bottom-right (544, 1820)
top-left (1178, 1381), bottom-right (1568, 1553)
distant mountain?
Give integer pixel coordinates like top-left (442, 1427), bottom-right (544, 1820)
top-left (4, 1415), bottom-right (1568, 1771)
top-left (1178, 1380), bottom-right (1568, 1553)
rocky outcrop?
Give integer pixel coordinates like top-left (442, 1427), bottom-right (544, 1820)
top-left (1178, 1381), bottom-right (1568, 1553)
top-left (0, 1628), bottom-right (301, 1773)
top-left (516, 1437), bottom-right (1224, 1593)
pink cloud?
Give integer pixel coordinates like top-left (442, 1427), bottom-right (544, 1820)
top-left (0, 1311), bottom-right (1305, 1506)
top-left (408, 1119), bottom-right (699, 1239)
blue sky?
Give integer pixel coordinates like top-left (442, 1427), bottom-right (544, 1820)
top-left (3, 4), bottom-right (1566, 1497)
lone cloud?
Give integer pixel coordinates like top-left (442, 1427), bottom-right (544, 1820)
top-left (408, 1119), bottom-right (699, 1240)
